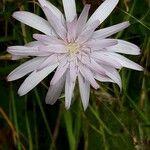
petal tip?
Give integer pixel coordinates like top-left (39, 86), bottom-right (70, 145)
top-left (45, 96), bottom-right (56, 105)
top-left (12, 11), bottom-right (24, 19)
top-left (85, 4), bottom-right (91, 8)
top-left (138, 66), bottom-right (144, 71)
top-left (6, 47), bottom-right (11, 52)
top-left (45, 100), bottom-right (53, 105)
top-left (7, 76), bottom-right (11, 82)
top-left (94, 84), bottom-right (100, 90)
top-left (126, 21), bottom-right (130, 26)
top-left (83, 105), bottom-right (88, 111)
top-left (17, 90), bottom-right (24, 96)
top-left (65, 98), bottom-right (71, 110)
top-left (6, 75), bottom-right (11, 82)
top-left (12, 11), bottom-right (18, 18)
top-left (65, 104), bottom-right (70, 110)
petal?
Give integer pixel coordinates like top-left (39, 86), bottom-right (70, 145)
top-left (45, 75), bottom-right (65, 105)
top-left (37, 54), bottom-right (57, 71)
top-left (106, 40), bottom-right (141, 55)
top-left (12, 41), bottom-right (40, 59)
top-left (65, 70), bottom-right (76, 109)
top-left (91, 52), bottom-right (122, 69)
top-left (37, 54), bottom-right (66, 71)
top-left (78, 55), bottom-right (106, 74)
top-left (25, 41), bottom-right (43, 47)
top-left (39, 44), bottom-right (67, 54)
top-left (42, 7), bottom-right (67, 40)
top-left (85, 39), bottom-right (118, 50)
top-left (92, 21), bottom-right (130, 39)
top-left (12, 11), bottom-right (53, 36)
top-left (79, 64), bottom-right (100, 89)
top-left (18, 63), bottom-right (58, 96)
top-left (7, 46), bottom-right (50, 56)
top-left (86, 0), bottom-right (119, 26)
top-left (62, 0), bottom-right (77, 22)
top-left (76, 20), bottom-right (100, 43)
top-left (66, 18), bottom-right (77, 42)
top-left (33, 34), bottom-right (64, 44)
top-left (69, 61), bottom-right (77, 82)
top-left (76, 4), bottom-right (90, 35)
top-left (7, 57), bottom-right (46, 81)
top-left (94, 73), bottom-right (114, 82)
top-left (101, 65), bottom-right (122, 88)
top-left (78, 73), bottom-right (90, 110)
top-left (104, 52), bottom-right (143, 71)
top-left (11, 55), bottom-right (26, 60)
top-left (50, 60), bottom-right (69, 85)
top-left (80, 55), bottom-right (122, 88)
top-left (38, 0), bottom-right (65, 23)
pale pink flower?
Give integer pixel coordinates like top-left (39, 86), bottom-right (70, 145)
top-left (7, 0), bottom-right (143, 110)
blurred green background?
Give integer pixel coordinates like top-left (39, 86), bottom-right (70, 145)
top-left (0, 0), bottom-right (150, 149)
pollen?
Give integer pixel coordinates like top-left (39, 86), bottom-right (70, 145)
top-left (67, 43), bottom-right (79, 55)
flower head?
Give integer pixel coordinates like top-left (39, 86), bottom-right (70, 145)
top-left (7, 0), bottom-right (143, 110)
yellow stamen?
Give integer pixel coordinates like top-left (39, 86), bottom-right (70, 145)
top-left (67, 43), bottom-right (79, 55)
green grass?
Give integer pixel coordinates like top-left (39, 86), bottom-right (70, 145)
top-left (0, 0), bottom-right (150, 149)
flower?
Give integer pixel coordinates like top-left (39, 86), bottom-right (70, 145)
top-left (7, 0), bottom-right (143, 110)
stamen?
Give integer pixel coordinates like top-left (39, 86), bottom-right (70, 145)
top-left (67, 43), bottom-right (79, 55)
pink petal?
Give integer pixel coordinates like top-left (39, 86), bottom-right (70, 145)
top-left (18, 63), bottom-right (58, 96)
top-left (37, 54), bottom-right (67, 71)
top-left (79, 64), bottom-right (100, 89)
top-left (78, 73), bottom-right (90, 110)
top-left (105, 52), bottom-right (143, 71)
top-left (92, 21), bottom-right (130, 39)
top-left (33, 34), bottom-right (64, 44)
top-left (7, 57), bottom-right (46, 81)
top-left (65, 70), bottom-right (76, 109)
top-left (69, 61), bottom-right (77, 82)
top-left (85, 39), bottom-right (118, 50)
top-left (78, 55), bottom-right (106, 74)
top-left (11, 55), bottom-right (26, 60)
top-left (12, 11), bottom-right (54, 36)
top-left (101, 64), bottom-right (122, 89)
top-left (43, 7), bottom-right (67, 40)
top-left (50, 60), bottom-right (69, 85)
top-left (76, 20), bottom-right (100, 43)
top-left (66, 18), bottom-right (77, 42)
top-left (76, 4), bottom-right (90, 36)
top-left (45, 75), bottom-right (65, 105)
top-left (39, 0), bottom-right (65, 24)
top-left (39, 44), bottom-right (67, 54)
top-left (12, 40), bottom-right (40, 59)
top-left (25, 41), bottom-right (43, 47)
top-left (91, 52), bottom-right (122, 69)
top-left (94, 73), bottom-right (114, 82)
top-left (86, 0), bottom-right (119, 26)
top-left (7, 46), bottom-right (50, 56)
top-left (106, 40), bottom-right (141, 55)
top-left (62, 0), bottom-right (77, 22)
top-left (37, 54), bottom-right (58, 71)
top-left (79, 56), bottom-right (121, 88)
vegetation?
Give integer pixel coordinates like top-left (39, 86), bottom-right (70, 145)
top-left (0, 0), bottom-right (150, 149)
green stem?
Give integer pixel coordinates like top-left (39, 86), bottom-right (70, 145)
top-left (34, 89), bottom-right (56, 150)
top-left (64, 111), bottom-right (76, 150)
top-left (25, 96), bottom-right (33, 150)
top-left (10, 83), bottom-right (22, 150)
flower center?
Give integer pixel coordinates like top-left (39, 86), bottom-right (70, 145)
top-left (67, 43), bottom-right (79, 56)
